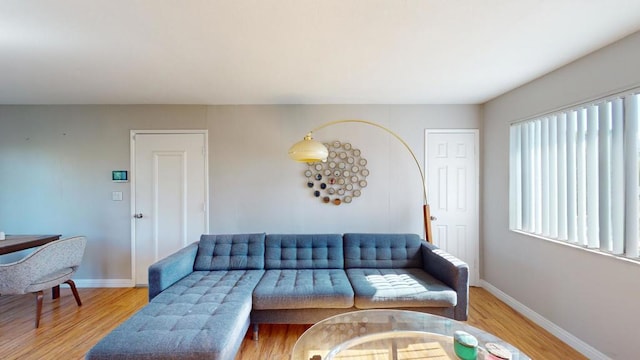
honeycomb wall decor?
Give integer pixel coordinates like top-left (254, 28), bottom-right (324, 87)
top-left (304, 141), bottom-right (370, 205)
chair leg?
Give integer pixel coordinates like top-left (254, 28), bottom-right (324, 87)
top-left (35, 290), bottom-right (44, 328)
top-left (65, 279), bottom-right (82, 306)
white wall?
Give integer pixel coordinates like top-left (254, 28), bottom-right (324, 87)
top-left (0, 104), bottom-right (479, 282)
top-left (483, 31), bottom-right (640, 359)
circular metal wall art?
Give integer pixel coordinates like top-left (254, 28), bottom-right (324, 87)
top-left (303, 141), bottom-right (369, 205)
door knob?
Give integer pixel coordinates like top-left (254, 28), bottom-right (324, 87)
top-left (134, 213), bottom-right (144, 219)
top-left (430, 216), bottom-right (437, 221)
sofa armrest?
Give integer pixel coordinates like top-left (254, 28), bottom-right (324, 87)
top-left (420, 242), bottom-right (469, 320)
top-left (148, 242), bottom-right (199, 301)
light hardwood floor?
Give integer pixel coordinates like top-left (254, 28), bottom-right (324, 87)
top-left (0, 286), bottom-right (586, 360)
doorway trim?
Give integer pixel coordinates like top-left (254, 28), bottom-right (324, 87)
top-left (424, 128), bottom-right (480, 286)
top-left (129, 129), bottom-right (210, 285)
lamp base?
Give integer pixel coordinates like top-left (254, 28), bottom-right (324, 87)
top-left (423, 204), bottom-right (433, 243)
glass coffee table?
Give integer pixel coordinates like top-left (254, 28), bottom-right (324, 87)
top-left (291, 309), bottom-right (530, 360)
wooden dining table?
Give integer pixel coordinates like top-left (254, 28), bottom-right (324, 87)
top-left (0, 234), bottom-right (62, 255)
top-left (0, 234), bottom-right (64, 298)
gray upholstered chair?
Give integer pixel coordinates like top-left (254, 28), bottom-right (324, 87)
top-left (0, 236), bottom-right (86, 327)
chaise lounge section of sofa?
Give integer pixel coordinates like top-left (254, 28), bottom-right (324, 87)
top-left (86, 233), bottom-right (468, 360)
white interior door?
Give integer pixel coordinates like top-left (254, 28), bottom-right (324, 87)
top-left (132, 131), bottom-right (208, 286)
top-left (425, 130), bottom-right (480, 286)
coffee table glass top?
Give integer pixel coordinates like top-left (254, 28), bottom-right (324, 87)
top-left (291, 309), bottom-right (530, 360)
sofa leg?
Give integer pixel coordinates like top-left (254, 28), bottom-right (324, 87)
top-left (252, 323), bottom-right (259, 341)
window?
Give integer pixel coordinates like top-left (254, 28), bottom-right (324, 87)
top-left (509, 91), bottom-right (640, 258)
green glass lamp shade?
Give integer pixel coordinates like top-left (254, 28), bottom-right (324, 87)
top-left (288, 133), bottom-right (329, 162)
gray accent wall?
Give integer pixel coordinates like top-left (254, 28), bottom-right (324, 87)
top-left (483, 31), bottom-right (640, 359)
top-left (0, 104), bottom-right (479, 281)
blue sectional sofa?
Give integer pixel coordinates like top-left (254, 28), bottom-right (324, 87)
top-left (86, 233), bottom-right (469, 360)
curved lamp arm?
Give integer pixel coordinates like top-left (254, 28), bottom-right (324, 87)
top-left (288, 119), bottom-right (434, 243)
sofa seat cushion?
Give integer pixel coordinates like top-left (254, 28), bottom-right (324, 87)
top-left (86, 270), bottom-right (264, 360)
top-left (346, 268), bottom-right (457, 308)
top-left (252, 269), bottom-right (354, 309)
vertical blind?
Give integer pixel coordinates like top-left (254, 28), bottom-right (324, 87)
top-left (509, 92), bottom-right (640, 258)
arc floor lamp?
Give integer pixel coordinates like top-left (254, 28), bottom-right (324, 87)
top-left (288, 119), bottom-right (434, 243)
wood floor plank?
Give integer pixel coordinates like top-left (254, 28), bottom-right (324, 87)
top-left (0, 287), bottom-right (586, 360)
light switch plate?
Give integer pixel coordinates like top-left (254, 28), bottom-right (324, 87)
top-left (112, 191), bottom-right (123, 201)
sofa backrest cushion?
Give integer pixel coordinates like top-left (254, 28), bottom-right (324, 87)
top-left (344, 233), bottom-right (423, 269)
top-left (265, 234), bottom-right (344, 269)
top-left (194, 233), bottom-right (265, 271)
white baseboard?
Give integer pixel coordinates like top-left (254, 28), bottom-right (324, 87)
top-left (73, 279), bottom-right (134, 288)
top-left (480, 280), bottom-right (607, 360)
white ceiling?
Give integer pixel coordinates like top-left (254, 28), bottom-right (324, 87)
top-left (2, 0), bottom-right (640, 105)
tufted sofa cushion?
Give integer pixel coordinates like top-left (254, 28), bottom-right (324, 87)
top-left (264, 234), bottom-right (343, 269)
top-left (344, 233), bottom-right (423, 269)
top-left (252, 269), bottom-right (354, 309)
top-left (86, 270), bottom-right (264, 360)
top-left (346, 268), bottom-right (457, 308)
top-left (254, 234), bottom-right (352, 310)
top-left (194, 233), bottom-right (265, 271)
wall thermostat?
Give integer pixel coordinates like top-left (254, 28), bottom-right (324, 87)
top-left (112, 170), bottom-right (128, 182)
